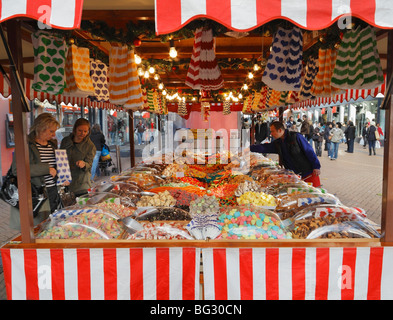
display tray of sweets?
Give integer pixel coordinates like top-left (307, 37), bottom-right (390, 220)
top-left (125, 221), bottom-right (193, 240)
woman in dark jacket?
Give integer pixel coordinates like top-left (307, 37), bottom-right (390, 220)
top-left (60, 118), bottom-right (96, 196)
top-left (345, 121), bottom-right (356, 153)
top-left (366, 121), bottom-right (377, 156)
top-left (90, 124), bottom-right (106, 181)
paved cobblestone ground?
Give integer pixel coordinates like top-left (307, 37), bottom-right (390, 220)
top-left (0, 142), bottom-right (384, 300)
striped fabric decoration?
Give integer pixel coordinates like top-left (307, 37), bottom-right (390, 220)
top-left (198, 28), bottom-right (224, 90)
top-left (331, 26), bottom-right (384, 90)
top-left (185, 28), bottom-right (203, 90)
top-left (155, 0), bottom-right (393, 35)
top-left (311, 49), bottom-right (342, 98)
top-left (0, 0), bottom-right (83, 30)
top-left (262, 27), bottom-right (303, 92)
top-left (203, 247), bottom-right (393, 300)
top-left (299, 56), bottom-right (319, 101)
top-left (64, 45), bottom-right (95, 97)
top-left (1, 247), bottom-right (201, 300)
top-left (108, 46), bottom-right (143, 109)
top-left (186, 28), bottom-right (224, 91)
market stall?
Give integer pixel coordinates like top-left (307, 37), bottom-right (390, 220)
top-left (1, 0), bottom-right (393, 301)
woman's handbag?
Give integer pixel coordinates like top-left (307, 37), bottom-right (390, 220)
top-left (375, 130), bottom-right (380, 140)
top-left (0, 168), bottom-right (47, 217)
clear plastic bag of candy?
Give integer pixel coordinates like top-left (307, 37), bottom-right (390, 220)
top-left (287, 204), bottom-right (381, 239)
top-left (264, 181), bottom-right (310, 196)
top-left (37, 205), bottom-right (123, 240)
top-left (136, 190), bottom-right (176, 207)
top-left (306, 221), bottom-right (381, 239)
top-left (126, 221), bottom-right (193, 240)
top-left (275, 192), bottom-right (341, 212)
top-left (77, 191), bottom-right (136, 208)
top-left (217, 205), bottom-right (292, 240)
top-left (134, 207), bottom-right (191, 221)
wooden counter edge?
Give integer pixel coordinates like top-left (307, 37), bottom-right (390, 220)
top-left (1, 238), bottom-right (383, 249)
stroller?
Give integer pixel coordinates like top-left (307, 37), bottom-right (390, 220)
top-left (99, 144), bottom-right (114, 176)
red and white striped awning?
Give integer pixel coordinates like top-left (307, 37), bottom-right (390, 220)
top-left (155, 0), bottom-right (393, 35)
top-left (0, 0), bottom-right (83, 29)
top-left (0, 73), bottom-right (120, 110)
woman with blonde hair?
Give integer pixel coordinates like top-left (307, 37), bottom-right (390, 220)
top-left (8, 112), bottom-right (62, 229)
top-left (60, 118), bottom-right (96, 196)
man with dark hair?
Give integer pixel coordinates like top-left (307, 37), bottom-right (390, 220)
top-left (250, 121), bottom-right (321, 187)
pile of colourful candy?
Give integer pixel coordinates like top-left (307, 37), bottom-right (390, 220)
top-left (217, 207), bottom-right (292, 240)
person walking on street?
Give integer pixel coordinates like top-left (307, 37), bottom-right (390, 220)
top-left (377, 123), bottom-right (384, 139)
top-left (136, 120), bottom-right (146, 145)
top-left (300, 115), bottom-right (310, 139)
top-left (250, 121), bottom-right (321, 187)
top-left (329, 122), bottom-right (344, 160)
top-left (362, 123), bottom-right (369, 149)
top-left (344, 121), bottom-right (356, 153)
top-left (323, 122), bottom-right (333, 154)
top-left (312, 123), bottom-right (324, 156)
top-left (367, 121), bottom-right (378, 156)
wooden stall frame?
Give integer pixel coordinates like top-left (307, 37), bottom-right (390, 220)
top-left (2, 5), bottom-right (393, 297)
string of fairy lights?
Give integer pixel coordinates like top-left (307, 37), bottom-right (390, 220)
top-left (134, 52), bottom-right (263, 104)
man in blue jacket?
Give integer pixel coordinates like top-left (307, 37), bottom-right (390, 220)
top-left (250, 121), bottom-right (321, 186)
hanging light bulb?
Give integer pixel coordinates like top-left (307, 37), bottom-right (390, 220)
top-left (253, 64), bottom-right (259, 71)
top-left (134, 54), bottom-right (142, 65)
top-left (162, 90), bottom-right (167, 96)
top-left (137, 68), bottom-right (144, 76)
top-left (144, 71), bottom-right (149, 78)
top-left (149, 66), bottom-right (155, 74)
top-left (158, 83), bottom-right (164, 90)
top-left (154, 74), bottom-right (160, 81)
top-left (169, 39), bottom-right (177, 58)
top-left (238, 93), bottom-right (243, 99)
top-left (248, 72), bottom-right (254, 79)
top-left (242, 84), bottom-right (248, 90)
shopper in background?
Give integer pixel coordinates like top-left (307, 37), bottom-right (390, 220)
top-left (60, 118), bottom-right (96, 196)
top-left (328, 122), bottom-right (344, 160)
top-left (366, 121), bottom-right (378, 156)
top-left (136, 120), bottom-right (146, 145)
top-left (312, 123), bottom-right (324, 157)
top-left (376, 123), bottom-right (384, 139)
top-left (90, 123), bottom-right (106, 181)
top-left (300, 115), bottom-right (310, 138)
top-left (362, 123), bottom-right (369, 149)
top-left (344, 121), bottom-right (356, 153)
top-left (286, 115), bottom-right (296, 131)
top-left (323, 122), bottom-right (333, 154)
top-left (9, 113), bottom-right (62, 230)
